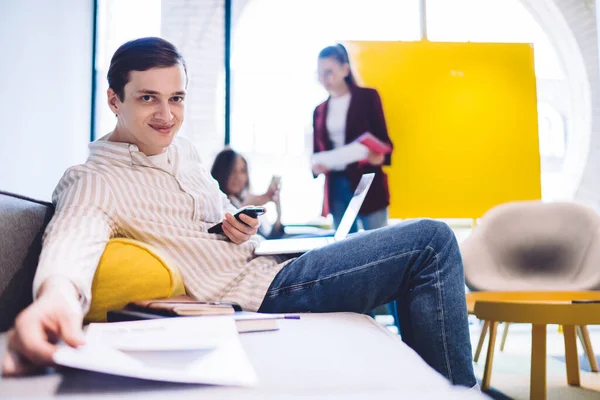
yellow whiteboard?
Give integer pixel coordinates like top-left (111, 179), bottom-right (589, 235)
top-left (344, 41), bottom-right (542, 219)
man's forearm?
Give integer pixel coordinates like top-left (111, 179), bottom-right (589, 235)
top-left (37, 276), bottom-right (80, 302)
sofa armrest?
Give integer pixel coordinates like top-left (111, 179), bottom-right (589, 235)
top-left (0, 191), bottom-right (54, 332)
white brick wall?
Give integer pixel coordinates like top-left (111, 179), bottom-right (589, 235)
top-left (161, 0), bottom-right (249, 162)
top-left (161, 0), bottom-right (224, 162)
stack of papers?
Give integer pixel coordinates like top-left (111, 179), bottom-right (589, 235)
top-left (311, 142), bottom-right (369, 169)
top-left (53, 316), bottom-right (258, 386)
top-left (311, 132), bottom-right (391, 169)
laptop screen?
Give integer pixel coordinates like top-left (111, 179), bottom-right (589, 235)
top-left (334, 173), bottom-right (375, 241)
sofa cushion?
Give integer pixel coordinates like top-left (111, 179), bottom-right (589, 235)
top-left (85, 238), bottom-right (186, 322)
top-left (0, 191), bottom-right (54, 332)
top-left (0, 191), bottom-right (187, 329)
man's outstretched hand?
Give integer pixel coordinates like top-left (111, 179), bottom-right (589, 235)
top-left (2, 278), bottom-right (85, 376)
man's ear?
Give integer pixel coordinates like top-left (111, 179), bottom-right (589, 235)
top-left (107, 88), bottom-right (120, 115)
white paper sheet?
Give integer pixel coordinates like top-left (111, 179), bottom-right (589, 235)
top-left (85, 316), bottom-right (230, 351)
top-left (311, 142), bottom-right (369, 169)
top-left (53, 317), bottom-right (258, 387)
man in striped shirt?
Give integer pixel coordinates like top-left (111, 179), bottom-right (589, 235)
top-left (3, 38), bottom-right (476, 388)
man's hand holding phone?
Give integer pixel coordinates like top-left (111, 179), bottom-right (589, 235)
top-left (209, 206), bottom-right (266, 244)
top-left (222, 212), bottom-right (259, 244)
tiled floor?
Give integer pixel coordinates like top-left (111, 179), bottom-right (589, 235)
top-left (470, 323), bottom-right (600, 399)
top-left (375, 316), bottom-right (600, 399)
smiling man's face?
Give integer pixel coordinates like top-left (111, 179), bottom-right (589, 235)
top-left (107, 64), bottom-right (186, 155)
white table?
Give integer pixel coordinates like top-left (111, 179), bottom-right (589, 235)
top-left (0, 313), bottom-right (487, 399)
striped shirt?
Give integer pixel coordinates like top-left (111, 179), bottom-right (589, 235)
top-left (33, 135), bottom-right (291, 312)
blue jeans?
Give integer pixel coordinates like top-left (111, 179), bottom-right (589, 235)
top-left (360, 207), bottom-right (388, 230)
top-left (329, 172), bottom-right (388, 232)
top-left (329, 172), bottom-right (394, 324)
top-left (259, 220), bottom-right (476, 387)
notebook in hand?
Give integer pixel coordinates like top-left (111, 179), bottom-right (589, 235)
top-left (355, 132), bottom-right (392, 154)
top-left (125, 295), bottom-right (240, 317)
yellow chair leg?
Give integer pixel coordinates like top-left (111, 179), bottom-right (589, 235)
top-left (475, 320), bottom-right (490, 363)
top-left (482, 321), bottom-right (498, 391)
top-left (577, 325), bottom-right (584, 348)
top-left (564, 325), bottom-right (581, 386)
top-left (500, 322), bottom-right (510, 351)
top-left (578, 325), bottom-right (598, 373)
top-left (530, 324), bottom-right (547, 400)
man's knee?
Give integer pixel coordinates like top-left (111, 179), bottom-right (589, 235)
top-left (382, 219), bottom-right (458, 252)
top-left (412, 219), bottom-right (460, 257)
top-left (401, 220), bottom-right (463, 281)
top-left (411, 219), bottom-right (454, 240)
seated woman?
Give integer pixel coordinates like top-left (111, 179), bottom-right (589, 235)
top-left (211, 148), bottom-right (285, 239)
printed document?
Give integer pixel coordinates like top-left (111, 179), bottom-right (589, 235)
top-left (53, 316), bottom-right (258, 386)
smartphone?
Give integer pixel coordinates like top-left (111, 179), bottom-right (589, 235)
top-left (268, 175), bottom-right (281, 192)
top-left (208, 206), bottom-right (266, 234)
top-left (572, 300), bottom-right (600, 304)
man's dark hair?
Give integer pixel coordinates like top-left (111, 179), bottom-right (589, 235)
top-left (107, 37), bottom-right (187, 101)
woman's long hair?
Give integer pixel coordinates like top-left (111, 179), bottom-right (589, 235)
top-left (210, 148), bottom-right (249, 198)
top-left (318, 43), bottom-right (356, 86)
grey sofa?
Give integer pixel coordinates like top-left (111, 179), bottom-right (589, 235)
top-left (0, 191), bottom-right (54, 332)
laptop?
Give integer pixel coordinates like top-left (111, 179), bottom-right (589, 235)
top-left (254, 173), bottom-right (375, 256)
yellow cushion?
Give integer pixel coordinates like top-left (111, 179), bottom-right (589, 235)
top-left (85, 238), bottom-right (186, 322)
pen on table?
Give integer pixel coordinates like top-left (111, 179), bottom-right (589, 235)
top-left (282, 315), bottom-right (300, 320)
